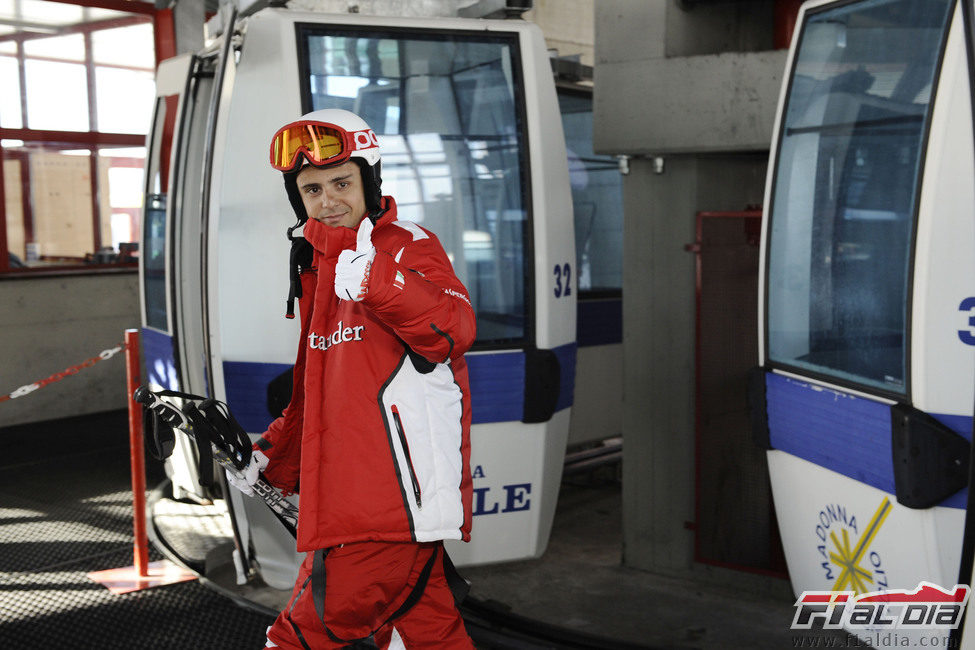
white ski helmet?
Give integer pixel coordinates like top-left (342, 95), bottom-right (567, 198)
top-left (270, 108), bottom-right (384, 222)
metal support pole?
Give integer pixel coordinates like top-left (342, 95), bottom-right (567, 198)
top-left (124, 328), bottom-right (149, 577)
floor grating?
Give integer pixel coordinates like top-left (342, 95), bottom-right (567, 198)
top-left (0, 440), bottom-right (274, 649)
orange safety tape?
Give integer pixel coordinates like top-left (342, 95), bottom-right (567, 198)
top-left (0, 342), bottom-right (127, 404)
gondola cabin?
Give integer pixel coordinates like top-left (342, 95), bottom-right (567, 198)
top-left (757, 0), bottom-right (975, 643)
top-left (140, 5), bottom-right (576, 588)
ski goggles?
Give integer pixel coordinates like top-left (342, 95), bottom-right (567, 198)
top-left (269, 120), bottom-right (379, 172)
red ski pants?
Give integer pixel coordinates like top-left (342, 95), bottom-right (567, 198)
top-left (265, 541), bottom-right (473, 649)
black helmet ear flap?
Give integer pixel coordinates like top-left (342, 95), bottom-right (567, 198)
top-left (283, 169), bottom-right (308, 226)
top-left (351, 158), bottom-right (382, 215)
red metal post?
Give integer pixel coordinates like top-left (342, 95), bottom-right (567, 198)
top-left (153, 8), bottom-right (177, 66)
top-left (124, 328), bottom-right (149, 577)
top-left (774, 0), bottom-right (804, 50)
top-left (0, 145), bottom-right (8, 273)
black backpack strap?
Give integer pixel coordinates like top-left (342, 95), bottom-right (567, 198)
top-left (310, 544), bottom-right (441, 646)
top-left (311, 548), bottom-right (363, 645)
top-left (442, 547), bottom-right (471, 607)
top-left (382, 544), bottom-right (440, 625)
top-left (286, 237), bottom-right (313, 319)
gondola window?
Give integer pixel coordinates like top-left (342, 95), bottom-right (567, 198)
top-left (766, 0), bottom-right (953, 394)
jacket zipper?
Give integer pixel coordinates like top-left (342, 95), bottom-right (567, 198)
top-left (391, 405), bottom-right (422, 509)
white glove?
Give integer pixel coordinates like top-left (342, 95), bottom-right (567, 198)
top-left (335, 217), bottom-right (375, 301)
top-left (226, 449), bottom-right (269, 497)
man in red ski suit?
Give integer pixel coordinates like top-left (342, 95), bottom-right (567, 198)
top-left (229, 108), bottom-right (476, 649)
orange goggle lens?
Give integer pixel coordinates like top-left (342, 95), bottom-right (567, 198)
top-left (270, 123), bottom-right (347, 171)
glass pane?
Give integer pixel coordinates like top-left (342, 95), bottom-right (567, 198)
top-left (142, 95), bottom-right (177, 329)
top-left (109, 211), bottom-right (138, 252)
top-left (303, 28), bottom-right (528, 345)
top-left (557, 90), bottom-right (623, 293)
top-left (99, 146), bottom-right (148, 158)
top-left (95, 67), bottom-right (154, 133)
top-left (25, 60), bottom-right (89, 131)
top-left (4, 153), bottom-right (26, 265)
top-left (98, 149), bottom-right (145, 258)
top-left (29, 149), bottom-right (94, 259)
top-left (0, 56), bottom-right (22, 128)
top-left (13, 0), bottom-right (84, 26)
top-left (23, 34), bottom-right (84, 61)
top-left (143, 195), bottom-right (168, 330)
top-left (766, 0), bottom-right (953, 393)
top-left (91, 23), bottom-right (154, 68)
top-left (107, 166), bottom-right (144, 207)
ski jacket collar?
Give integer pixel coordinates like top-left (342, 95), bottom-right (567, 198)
top-left (303, 196), bottom-right (398, 257)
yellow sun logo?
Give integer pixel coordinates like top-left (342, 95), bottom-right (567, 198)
top-left (828, 497), bottom-right (892, 594)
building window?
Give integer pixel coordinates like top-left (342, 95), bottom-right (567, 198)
top-left (0, 0), bottom-right (157, 273)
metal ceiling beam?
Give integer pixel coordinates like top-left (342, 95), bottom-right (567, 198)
top-left (0, 127), bottom-right (145, 146)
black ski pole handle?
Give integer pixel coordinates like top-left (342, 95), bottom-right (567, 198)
top-left (133, 386), bottom-right (190, 430)
top-left (133, 385), bottom-right (298, 539)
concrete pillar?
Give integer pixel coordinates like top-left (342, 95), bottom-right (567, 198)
top-left (620, 154), bottom-right (767, 573)
top-left (595, 0), bottom-right (784, 577)
top-left (620, 155), bottom-right (697, 571)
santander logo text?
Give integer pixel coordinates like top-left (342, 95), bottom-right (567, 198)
top-left (309, 320), bottom-right (365, 352)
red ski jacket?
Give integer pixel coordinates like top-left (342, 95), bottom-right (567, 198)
top-left (258, 197), bottom-right (475, 552)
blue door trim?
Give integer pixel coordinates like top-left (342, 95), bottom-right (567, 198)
top-left (223, 343), bottom-right (577, 433)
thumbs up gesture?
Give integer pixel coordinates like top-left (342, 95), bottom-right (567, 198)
top-left (334, 216), bottom-right (376, 302)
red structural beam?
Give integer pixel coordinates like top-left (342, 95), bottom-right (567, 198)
top-left (39, 0), bottom-right (156, 16)
top-left (0, 146), bottom-right (7, 273)
top-left (774, 0), bottom-right (804, 50)
top-left (153, 8), bottom-right (176, 64)
top-left (0, 128), bottom-right (145, 147)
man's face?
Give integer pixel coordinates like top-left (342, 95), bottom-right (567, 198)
top-left (296, 160), bottom-right (367, 229)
